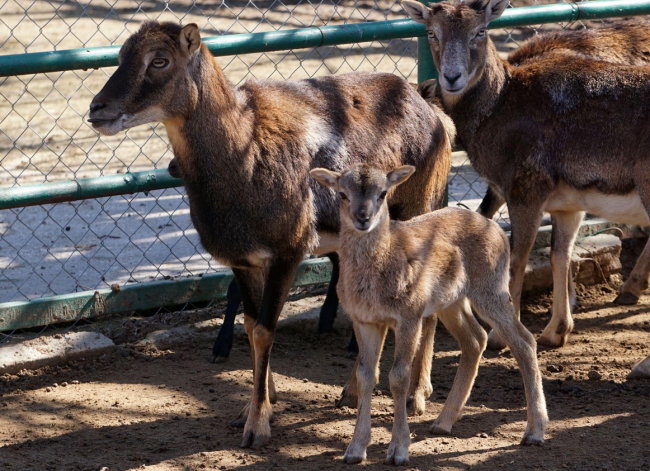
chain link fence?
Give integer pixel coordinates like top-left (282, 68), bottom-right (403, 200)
top-left (0, 0), bottom-right (640, 340)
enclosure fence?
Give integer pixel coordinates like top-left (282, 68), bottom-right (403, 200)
top-left (1, 0), bottom-right (649, 340)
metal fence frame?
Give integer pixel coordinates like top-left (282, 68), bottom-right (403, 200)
top-left (1, 0), bottom-right (650, 332)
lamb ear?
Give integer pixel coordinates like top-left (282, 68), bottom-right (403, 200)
top-left (180, 23), bottom-right (201, 57)
top-left (387, 165), bottom-right (416, 189)
top-left (484, 0), bottom-right (509, 23)
top-left (402, 0), bottom-right (431, 24)
top-left (310, 168), bottom-right (340, 189)
top-left (417, 78), bottom-right (438, 103)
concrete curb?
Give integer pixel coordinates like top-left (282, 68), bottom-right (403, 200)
top-left (0, 331), bottom-right (115, 375)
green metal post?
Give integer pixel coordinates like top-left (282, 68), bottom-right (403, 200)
top-left (417, 0), bottom-right (447, 206)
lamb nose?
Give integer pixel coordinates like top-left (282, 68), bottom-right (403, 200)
top-left (357, 216), bottom-right (370, 224)
top-left (89, 102), bottom-right (106, 113)
top-left (444, 73), bottom-right (461, 85)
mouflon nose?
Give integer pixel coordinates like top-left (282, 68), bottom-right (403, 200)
top-left (443, 72), bottom-right (461, 86)
top-left (89, 102), bottom-right (106, 113)
top-left (357, 215), bottom-right (370, 225)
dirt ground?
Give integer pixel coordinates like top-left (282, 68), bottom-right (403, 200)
top-left (1, 278), bottom-right (650, 471)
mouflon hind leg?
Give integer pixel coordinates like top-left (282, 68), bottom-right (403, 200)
top-left (317, 253), bottom-right (340, 335)
top-left (212, 279), bottom-right (242, 363)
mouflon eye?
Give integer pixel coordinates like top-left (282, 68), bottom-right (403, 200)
top-left (427, 30), bottom-right (437, 41)
top-left (152, 58), bottom-right (169, 68)
top-left (378, 191), bottom-right (387, 201)
top-left (475, 29), bottom-right (486, 39)
top-left (339, 192), bottom-right (348, 201)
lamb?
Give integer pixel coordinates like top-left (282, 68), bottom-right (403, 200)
top-left (403, 0), bottom-right (650, 379)
top-left (88, 21), bottom-right (452, 447)
top-left (311, 163), bottom-right (548, 465)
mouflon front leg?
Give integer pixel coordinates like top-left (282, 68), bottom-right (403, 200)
top-left (386, 319), bottom-right (422, 466)
top-left (343, 322), bottom-right (384, 464)
top-left (240, 256), bottom-right (301, 448)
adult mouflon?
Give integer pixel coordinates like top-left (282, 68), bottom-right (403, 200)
top-left (403, 0), bottom-right (650, 379)
top-left (88, 21), bottom-right (452, 447)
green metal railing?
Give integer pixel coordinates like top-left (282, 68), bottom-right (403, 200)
top-left (1, 0), bottom-right (649, 331)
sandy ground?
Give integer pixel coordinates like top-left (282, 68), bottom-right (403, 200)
top-left (1, 275), bottom-right (650, 470)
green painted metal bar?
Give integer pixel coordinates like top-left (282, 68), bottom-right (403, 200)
top-left (0, 257), bottom-right (332, 331)
top-left (3, 0), bottom-right (650, 77)
top-left (417, 0), bottom-right (445, 205)
top-left (0, 169), bottom-right (181, 210)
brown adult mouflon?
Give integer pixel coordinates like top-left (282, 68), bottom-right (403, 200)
top-left (88, 21), bottom-right (452, 448)
top-left (312, 164), bottom-right (547, 465)
top-left (403, 0), bottom-right (650, 379)
top-left (478, 19), bottom-right (650, 219)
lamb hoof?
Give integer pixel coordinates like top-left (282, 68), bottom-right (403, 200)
top-left (343, 444), bottom-right (366, 464)
top-left (336, 388), bottom-right (358, 409)
top-left (614, 292), bottom-right (639, 305)
top-left (406, 395), bottom-right (426, 417)
top-left (429, 423), bottom-right (451, 436)
top-left (240, 430), bottom-right (270, 449)
top-left (537, 330), bottom-right (567, 349)
top-left (520, 433), bottom-right (544, 446)
top-left (385, 455), bottom-right (409, 467)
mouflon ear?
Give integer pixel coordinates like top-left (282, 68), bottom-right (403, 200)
top-left (483, 0), bottom-right (509, 23)
top-left (180, 23), bottom-right (201, 57)
top-left (387, 165), bottom-right (416, 189)
top-left (310, 168), bottom-right (341, 189)
top-left (417, 78), bottom-right (438, 103)
top-left (402, 0), bottom-right (432, 24)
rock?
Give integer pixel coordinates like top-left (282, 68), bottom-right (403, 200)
top-left (547, 365), bottom-right (563, 373)
top-left (588, 370), bottom-right (602, 381)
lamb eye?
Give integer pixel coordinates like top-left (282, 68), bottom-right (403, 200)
top-left (152, 58), bottom-right (169, 68)
top-left (339, 192), bottom-right (348, 201)
top-left (475, 29), bottom-right (486, 39)
top-left (378, 191), bottom-right (387, 201)
top-left (427, 31), bottom-right (437, 41)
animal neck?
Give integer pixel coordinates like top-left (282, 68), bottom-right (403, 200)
top-left (163, 45), bottom-right (254, 185)
top-left (442, 40), bottom-right (507, 142)
top-left (339, 212), bottom-right (393, 270)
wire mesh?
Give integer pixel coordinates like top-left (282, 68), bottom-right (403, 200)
top-left (0, 0), bottom-right (639, 340)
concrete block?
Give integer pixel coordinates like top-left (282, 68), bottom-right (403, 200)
top-left (523, 233), bottom-right (622, 293)
top-left (0, 332), bottom-right (114, 375)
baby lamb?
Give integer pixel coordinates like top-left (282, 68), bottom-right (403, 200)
top-left (310, 164), bottom-right (548, 465)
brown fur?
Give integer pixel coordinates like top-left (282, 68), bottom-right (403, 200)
top-left (89, 21), bottom-right (452, 447)
top-left (311, 164), bottom-right (548, 464)
top-left (478, 19), bottom-right (650, 220)
top-left (403, 0), bottom-right (650, 369)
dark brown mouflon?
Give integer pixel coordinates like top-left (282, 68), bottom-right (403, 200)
top-left (403, 0), bottom-right (650, 380)
top-left (88, 20), bottom-right (452, 448)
